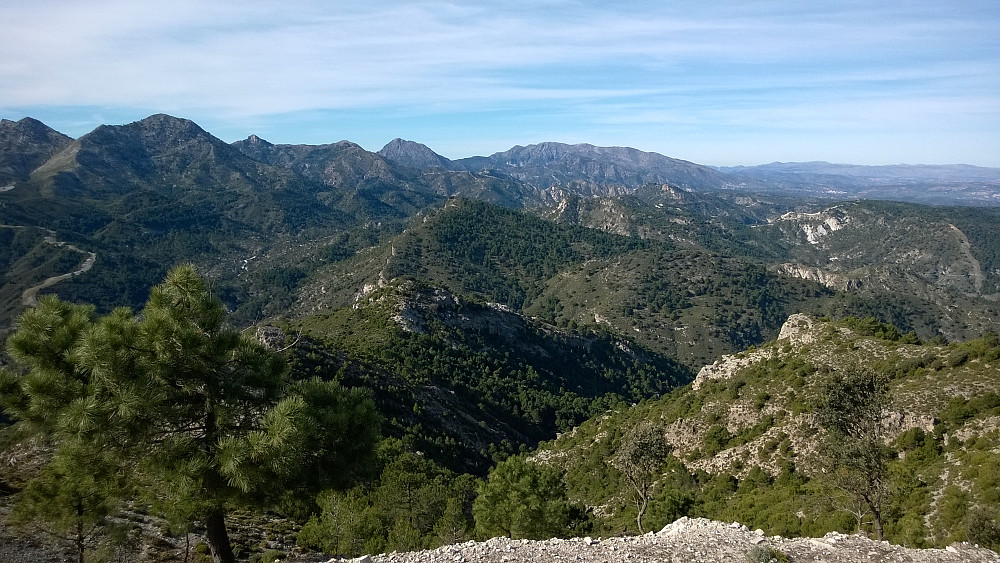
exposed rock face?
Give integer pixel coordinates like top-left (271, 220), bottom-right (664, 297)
top-left (773, 209), bottom-right (850, 245)
top-left (693, 346), bottom-right (774, 390)
top-left (692, 312), bottom-right (822, 389)
top-left (776, 263), bottom-right (857, 291)
top-left (776, 312), bottom-right (817, 345)
top-left (323, 517), bottom-right (999, 563)
top-left (545, 195), bottom-right (634, 235)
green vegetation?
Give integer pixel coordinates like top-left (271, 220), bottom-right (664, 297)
top-left (531, 316), bottom-right (1000, 547)
top-left (4, 117), bottom-right (1000, 560)
top-left (0, 266), bottom-right (378, 562)
top-left (612, 422), bottom-right (671, 533)
top-left (297, 440), bottom-right (478, 556)
top-left (472, 454), bottom-right (587, 540)
top-left (816, 366), bottom-right (893, 539)
top-left (746, 545), bottom-right (790, 563)
top-left (290, 279), bottom-right (691, 473)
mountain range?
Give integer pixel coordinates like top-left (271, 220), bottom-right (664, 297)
top-left (3, 113), bottom-right (1000, 558)
top-left (2, 113), bottom-right (999, 342)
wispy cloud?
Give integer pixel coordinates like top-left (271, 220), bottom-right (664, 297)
top-left (1, 0), bottom-right (997, 164)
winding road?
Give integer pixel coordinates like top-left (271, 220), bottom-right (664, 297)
top-left (1, 225), bottom-right (97, 307)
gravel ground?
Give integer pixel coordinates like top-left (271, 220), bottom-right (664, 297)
top-left (329, 517), bottom-right (1000, 563)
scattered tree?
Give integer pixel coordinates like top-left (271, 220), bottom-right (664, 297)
top-left (612, 421), bottom-right (671, 533)
top-left (816, 365), bottom-right (893, 540)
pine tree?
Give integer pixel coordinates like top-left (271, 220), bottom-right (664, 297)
top-left (472, 455), bottom-right (582, 540)
top-left (9, 442), bottom-right (123, 563)
top-left (1, 265), bottom-right (379, 563)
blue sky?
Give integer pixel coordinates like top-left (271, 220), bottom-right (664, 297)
top-left (1, 1), bottom-right (998, 166)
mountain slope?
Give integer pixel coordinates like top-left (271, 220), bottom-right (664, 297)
top-left (534, 314), bottom-right (1000, 544)
top-left (285, 279), bottom-right (692, 473)
top-left (0, 116), bottom-right (439, 330)
top-left (545, 193), bottom-right (1000, 343)
top-left (291, 198), bottom-right (848, 368)
top-left (765, 200), bottom-right (1000, 340)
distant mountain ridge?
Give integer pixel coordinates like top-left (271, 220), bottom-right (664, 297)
top-left (373, 138), bottom-right (1000, 205)
top-left (721, 161), bottom-right (1000, 181)
top-left (378, 139), bottom-right (738, 196)
top-left (0, 117), bottom-right (73, 185)
top-left (719, 161), bottom-right (1000, 205)
top-left (4, 113), bottom-right (998, 205)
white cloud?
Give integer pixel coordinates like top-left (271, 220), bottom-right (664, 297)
top-left (1, 0), bottom-right (997, 164)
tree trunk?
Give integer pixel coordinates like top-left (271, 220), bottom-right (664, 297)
top-left (872, 509), bottom-right (884, 541)
top-left (76, 518), bottom-right (85, 563)
top-left (636, 493), bottom-right (648, 534)
top-left (76, 501), bottom-right (85, 563)
top-left (205, 510), bottom-right (236, 563)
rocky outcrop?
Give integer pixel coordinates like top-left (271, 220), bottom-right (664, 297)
top-left (776, 263), bottom-right (858, 291)
top-left (322, 517), bottom-right (999, 563)
top-left (693, 346), bottom-right (774, 390)
top-left (776, 312), bottom-right (817, 346)
top-left (691, 312), bottom-right (826, 388)
top-left (772, 209), bottom-right (850, 245)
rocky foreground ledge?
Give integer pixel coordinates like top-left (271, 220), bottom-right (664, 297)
top-left (327, 517), bottom-right (999, 563)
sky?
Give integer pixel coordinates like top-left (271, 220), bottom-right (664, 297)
top-left (1, 1), bottom-right (998, 166)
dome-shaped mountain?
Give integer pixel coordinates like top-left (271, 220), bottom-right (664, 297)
top-left (378, 138), bottom-right (453, 170)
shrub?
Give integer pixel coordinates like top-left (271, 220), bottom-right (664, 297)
top-left (746, 545), bottom-right (790, 563)
top-left (966, 508), bottom-right (1000, 550)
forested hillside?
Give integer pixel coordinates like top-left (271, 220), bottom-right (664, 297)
top-left (284, 279), bottom-right (692, 474)
top-left (533, 314), bottom-right (1000, 547)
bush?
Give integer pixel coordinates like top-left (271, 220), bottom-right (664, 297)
top-left (249, 550), bottom-right (285, 563)
top-left (966, 508), bottom-right (1000, 550)
top-left (746, 545), bottom-right (790, 563)
top-left (703, 425), bottom-right (733, 457)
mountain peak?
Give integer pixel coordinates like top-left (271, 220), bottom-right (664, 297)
top-left (0, 116), bottom-right (74, 183)
top-left (378, 138), bottom-right (451, 169)
top-left (132, 113), bottom-right (206, 136)
top-left (243, 133), bottom-right (272, 147)
top-left (78, 114), bottom-right (212, 148)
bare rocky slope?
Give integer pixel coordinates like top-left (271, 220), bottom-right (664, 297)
top-left (326, 517), bottom-right (998, 563)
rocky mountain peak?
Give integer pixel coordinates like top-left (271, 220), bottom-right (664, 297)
top-left (132, 113), bottom-right (207, 138)
top-left (377, 138), bottom-right (451, 169)
top-left (244, 134), bottom-right (271, 147)
top-left (78, 113), bottom-right (216, 152)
